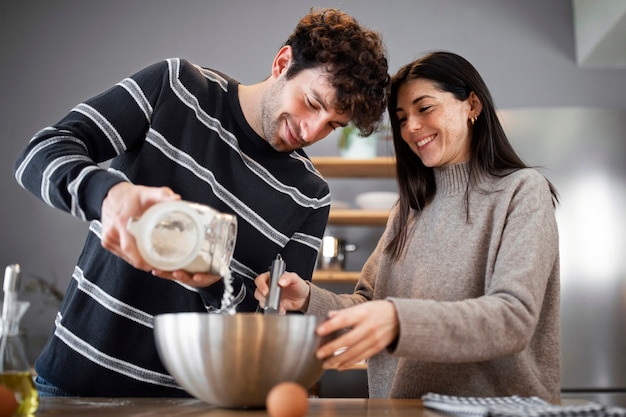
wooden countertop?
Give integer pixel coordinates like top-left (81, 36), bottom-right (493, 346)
top-left (36, 397), bottom-right (590, 416)
top-left (36, 397), bottom-right (434, 416)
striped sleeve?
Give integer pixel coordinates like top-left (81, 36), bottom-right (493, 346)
top-left (13, 61), bottom-right (171, 220)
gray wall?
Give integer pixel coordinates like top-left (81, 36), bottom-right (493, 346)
top-left (2, 0), bottom-right (626, 360)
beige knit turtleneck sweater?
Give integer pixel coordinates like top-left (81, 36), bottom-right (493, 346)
top-left (307, 162), bottom-right (561, 402)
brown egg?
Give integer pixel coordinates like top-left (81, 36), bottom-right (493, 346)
top-left (0, 384), bottom-right (19, 417)
top-left (266, 382), bottom-right (309, 417)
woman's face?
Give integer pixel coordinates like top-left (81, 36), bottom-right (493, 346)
top-left (395, 78), bottom-right (474, 168)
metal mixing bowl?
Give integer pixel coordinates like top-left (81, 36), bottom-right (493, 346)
top-left (153, 312), bottom-right (330, 408)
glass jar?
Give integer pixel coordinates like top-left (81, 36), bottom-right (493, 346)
top-left (127, 201), bottom-right (237, 275)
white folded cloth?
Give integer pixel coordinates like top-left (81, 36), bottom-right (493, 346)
top-left (421, 393), bottom-right (626, 417)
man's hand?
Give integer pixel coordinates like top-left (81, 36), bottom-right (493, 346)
top-left (100, 182), bottom-right (180, 271)
top-left (254, 271), bottom-right (311, 313)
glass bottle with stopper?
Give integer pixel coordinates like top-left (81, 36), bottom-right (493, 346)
top-left (1, 264), bottom-right (39, 416)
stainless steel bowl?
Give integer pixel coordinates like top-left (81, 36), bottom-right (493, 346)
top-left (153, 312), bottom-right (330, 408)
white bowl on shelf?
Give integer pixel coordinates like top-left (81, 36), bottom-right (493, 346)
top-left (355, 191), bottom-right (398, 210)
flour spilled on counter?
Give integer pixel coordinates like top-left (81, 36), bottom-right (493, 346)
top-left (70, 399), bottom-right (134, 407)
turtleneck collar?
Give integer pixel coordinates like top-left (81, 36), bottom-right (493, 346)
top-left (433, 162), bottom-right (472, 196)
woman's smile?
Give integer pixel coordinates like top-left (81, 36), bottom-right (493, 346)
top-left (416, 134), bottom-right (436, 148)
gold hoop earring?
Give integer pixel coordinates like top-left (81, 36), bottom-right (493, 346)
top-left (470, 115), bottom-right (477, 125)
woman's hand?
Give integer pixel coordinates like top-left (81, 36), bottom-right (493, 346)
top-left (315, 300), bottom-right (399, 370)
top-left (254, 271), bottom-right (311, 313)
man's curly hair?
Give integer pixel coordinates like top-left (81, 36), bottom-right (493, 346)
top-left (284, 8), bottom-right (390, 136)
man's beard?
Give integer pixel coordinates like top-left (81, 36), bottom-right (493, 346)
top-left (259, 78), bottom-right (295, 152)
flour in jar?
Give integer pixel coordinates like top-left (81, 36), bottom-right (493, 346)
top-left (150, 221), bottom-right (235, 314)
top-left (151, 223), bottom-right (193, 262)
top-left (128, 201), bottom-right (237, 275)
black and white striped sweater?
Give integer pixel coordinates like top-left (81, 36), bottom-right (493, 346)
top-left (14, 58), bottom-right (330, 396)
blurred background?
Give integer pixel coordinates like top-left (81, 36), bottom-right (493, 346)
top-left (1, 0), bottom-right (625, 404)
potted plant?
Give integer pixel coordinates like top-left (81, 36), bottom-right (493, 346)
top-left (338, 125), bottom-right (378, 159)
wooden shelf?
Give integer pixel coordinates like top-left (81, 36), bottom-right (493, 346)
top-left (328, 209), bottom-right (389, 226)
top-left (311, 157), bottom-right (395, 178)
top-left (311, 157), bottom-right (393, 285)
top-left (313, 270), bottom-right (360, 283)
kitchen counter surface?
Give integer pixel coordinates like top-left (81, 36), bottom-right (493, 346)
top-left (34, 397), bottom-right (590, 417)
top-left (35, 397), bottom-right (439, 416)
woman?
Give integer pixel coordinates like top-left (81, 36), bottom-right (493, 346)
top-left (255, 51), bottom-right (560, 402)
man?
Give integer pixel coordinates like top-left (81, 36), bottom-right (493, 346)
top-left (14, 8), bottom-right (389, 397)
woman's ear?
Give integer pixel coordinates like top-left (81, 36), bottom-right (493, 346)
top-left (468, 91), bottom-right (483, 117)
top-left (271, 45), bottom-right (293, 79)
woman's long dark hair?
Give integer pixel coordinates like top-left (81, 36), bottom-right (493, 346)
top-left (386, 51), bottom-right (559, 259)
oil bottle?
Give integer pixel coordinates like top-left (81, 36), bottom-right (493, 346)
top-left (1, 264), bottom-right (38, 416)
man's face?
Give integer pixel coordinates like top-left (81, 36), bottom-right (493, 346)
top-left (260, 67), bottom-right (351, 152)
